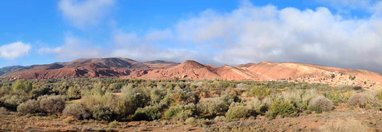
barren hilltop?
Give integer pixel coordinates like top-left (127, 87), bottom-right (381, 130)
top-left (2, 57), bottom-right (382, 88)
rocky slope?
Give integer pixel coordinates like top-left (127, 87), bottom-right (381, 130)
top-left (2, 58), bottom-right (382, 88)
top-left (0, 66), bottom-right (26, 76)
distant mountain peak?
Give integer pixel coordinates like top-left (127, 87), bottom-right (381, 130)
top-left (2, 58), bottom-right (382, 89)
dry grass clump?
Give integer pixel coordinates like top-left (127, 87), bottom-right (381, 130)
top-left (0, 107), bottom-right (8, 114)
top-left (225, 103), bottom-right (251, 120)
top-left (62, 103), bottom-right (91, 120)
top-left (38, 95), bottom-right (66, 115)
top-left (347, 93), bottom-right (380, 108)
top-left (266, 99), bottom-right (297, 118)
top-left (374, 90), bottom-right (382, 102)
top-left (320, 118), bottom-right (368, 132)
top-left (196, 96), bottom-right (231, 118)
top-left (250, 86), bottom-right (271, 99)
top-left (17, 95), bottom-right (65, 115)
top-left (308, 96), bottom-right (334, 113)
top-left (324, 90), bottom-right (353, 104)
top-left (163, 104), bottom-right (196, 120)
top-left (247, 97), bottom-right (272, 115)
top-left (17, 100), bottom-right (40, 114)
top-left (132, 105), bottom-right (161, 121)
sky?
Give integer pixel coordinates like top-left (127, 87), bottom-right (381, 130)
top-left (1, 0), bottom-right (382, 72)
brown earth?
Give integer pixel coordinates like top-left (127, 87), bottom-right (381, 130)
top-left (1, 106), bottom-right (382, 131)
top-left (3, 58), bottom-right (382, 88)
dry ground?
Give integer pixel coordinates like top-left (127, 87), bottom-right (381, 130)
top-left (1, 105), bottom-right (382, 132)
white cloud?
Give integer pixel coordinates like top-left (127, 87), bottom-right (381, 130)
top-left (39, 36), bottom-right (102, 60)
top-left (0, 41), bottom-right (31, 59)
top-left (48, 1), bottom-right (382, 72)
top-left (124, 3), bottom-right (382, 71)
top-left (315, 0), bottom-right (382, 14)
top-left (111, 31), bottom-right (198, 62)
top-left (176, 4), bottom-right (382, 71)
top-left (58, 0), bottom-right (115, 28)
top-left (316, 0), bottom-right (372, 8)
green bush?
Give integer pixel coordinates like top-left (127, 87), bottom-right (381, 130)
top-left (167, 87), bottom-right (199, 105)
top-left (150, 87), bottom-right (166, 105)
top-left (12, 80), bottom-right (32, 93)
top-left (17, 100), bottom-right (40, 114)
top-left (0, 95), bottom-right (29, 110)
top-left (132, 105), bottom-right (161, 121)
top-left (114, 86), bottom-right (150, 116)
top-left (197, 98), bottom-right (230, 118)
top-left (121, 85), bottom-right (150, 108)
top-left (38, 95), bottom-right (65, 115)
top-left (63, 103), bottom-right (91, 120)
top-left (266, 99), bottom-right (297, 118)
top-left (92, 105), bottom-right (114, 121)
top-left (225, 103), bottom-right (251, 120)
top-left (308, 96), bottom-right (334, 113)
top-left (248, 97), bottom-right (271, 115)
top-left (250, 86), bottom-right (271, 99)
top-left (66, 87), bottom-right (81, 99)
top-left (163, 104), bottom-right (195, 120)
top-left (30, 86), bottom-right (52, 99)
top-left (324, 90), bottom-right (353, 104)
top-left (376, 90), bottom-right (382, 101)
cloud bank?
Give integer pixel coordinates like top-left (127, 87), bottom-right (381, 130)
top-left (58, 0), bottom-right (115, 28)
top-left (50, 1), bottom-right (382, 72)
top-left (38, 36), bottom-right (102, 60)
top-left (0, 41), bottom-right (31, 59)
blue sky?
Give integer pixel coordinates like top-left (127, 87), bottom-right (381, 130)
top-left (1, 0), bottom-right (382, 72)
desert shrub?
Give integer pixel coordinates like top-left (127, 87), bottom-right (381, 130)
top-left (0, 95), bottom-right (28, 110)
top-left (185, 117), bottom-right (197, 125)
top-left (197, 97), bottom-right (230, 118)
top-left (279, 89), bottom-right (317, 113)
top-left (376, 90), bottom-right (382, 101)
top-left (113, 85), bottom-right (150, 117)
top-left (121, 85), bottom-right (150, 108)
top-left (347, 93), bottom-right (378, 108)
top-left (214, 116), bottom-right (226, 122)
top-left (220, 94), bottom-right (240, 104)
top-left (163, 104), bottom-right (195, 120)
top-left (250, 86), bottom-right (271, 99)
top-left (92, 105), bottom-right (114, 121)
top-left (308, 96), bottom-right (334, 113)
top-left (12, 80), bottom-right (32, 93)
top-left (324, 90), bottom-right (353, 104)
top-left (132, 105), bottom-right (161, 121)
top-left (63, 103), bottom-right (91, 120)
top-left (38, 95), bottom-right (65, 114)
top-left (150, 87), bottom-right (166, 105)
top-left (320, 118), bottom-right (368, 132)
top-left (17, 100), bottom-right (40, 114)
top-left (30, 86), bottom-right (52, 99)
top-left (266, 99), bottom-right (297, 118)
top-left (247, 97), bottom-right (272, 115)
top-left (0, 107), bottom-right (8, 114)
top-left (81, 88), bottom-right (113, 108)
top-left (225, 103), bottom-right (251, 120)
top-left (167, 86), bottom-right (199, 105)
top-left (66, 86), bottom-right (81, 99)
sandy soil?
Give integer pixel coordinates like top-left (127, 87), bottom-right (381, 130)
top-left (1, 106), bottom-right (382, 132)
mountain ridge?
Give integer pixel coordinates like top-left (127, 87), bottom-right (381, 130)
top-left (2, 57), bottom-right (382, 89)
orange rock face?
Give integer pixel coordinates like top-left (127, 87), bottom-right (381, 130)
top-left (3, 58), bottom-right (382, 88)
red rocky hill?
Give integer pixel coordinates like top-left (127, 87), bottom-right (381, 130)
top-left (2, 58), bottom-right (382, 88)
